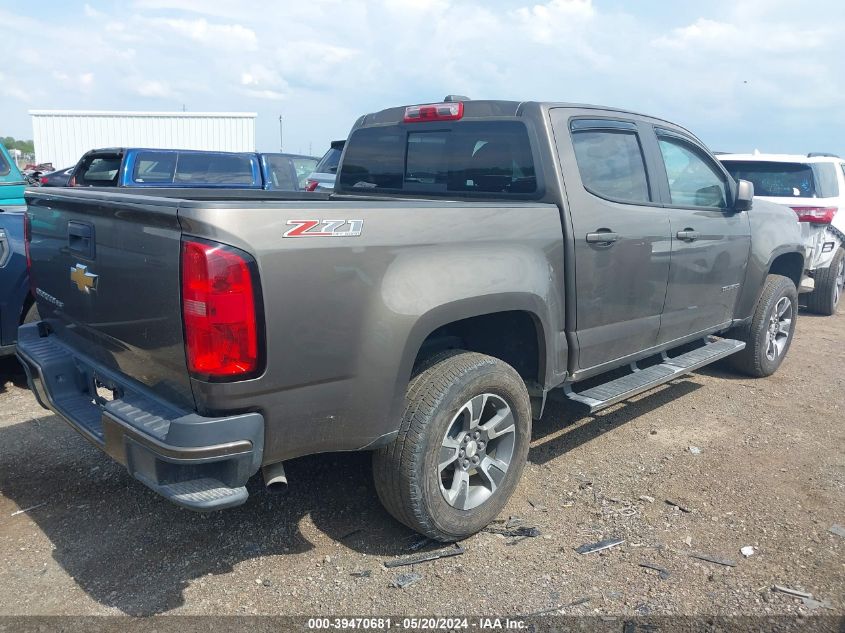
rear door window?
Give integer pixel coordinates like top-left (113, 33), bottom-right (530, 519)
top-left (657, 136), bottom-right (728, 208)
top-left (174, 153), bottom-right (256, 185)
top-left (78, 155), bottom-right (122, 186)
top-left (338, 121), bottom-right (537, 197)
top-left (570, 126), bottom-right (651, 203)
top-left (264, 156), bottom-right (296, 190)
top-left (132, 151), bottom-right (177, 184)
top-left (292, 157), bottom-right (318, 188)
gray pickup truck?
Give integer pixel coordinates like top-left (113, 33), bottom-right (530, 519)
top-left (18, 98), bottom-right (805, 541)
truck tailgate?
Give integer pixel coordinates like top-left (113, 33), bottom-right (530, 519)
top-left (25, 189), bottom-right (193, 408)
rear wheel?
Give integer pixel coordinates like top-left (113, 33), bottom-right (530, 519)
top-left (807, 247), bottom-right (844, 316)
top-left (373, 351), bottom-right (531, 542)
top-left (727, 274), bottom-right (798, 377)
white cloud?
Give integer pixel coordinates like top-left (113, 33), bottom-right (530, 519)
top-left (144, 17), bottom-right (258, 51)
top-left (241, 88), bottom-right (287, 101)
top-left (131, 0), bottom-right (246, 20)
top-left (0, 1), bottom-right (843, 157)
top-left (654, 17), bottom-right (831, 53)
top-left (133, 79), bottom-right (174, 99)
top-left (513, 0), bottom-right (595, 44)
top-left (0, 72), bottom-right (31, 102)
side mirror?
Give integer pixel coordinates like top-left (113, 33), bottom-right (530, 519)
top-left (734, 179), bottom-right (754, 211)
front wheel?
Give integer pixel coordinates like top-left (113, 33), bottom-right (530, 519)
top-left (807, 247), bottom-right (844, 316)
top-left (373, 351), bottom-right (532, 542)
top-left (727, 274), bottom-right (798, 377)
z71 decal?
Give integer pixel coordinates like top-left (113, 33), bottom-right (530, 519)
top-left (283, 219), bottom-right (363, 238)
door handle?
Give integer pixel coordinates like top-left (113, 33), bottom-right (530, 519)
top-left (586, 231), bottom-right (618, 245)
top-left (676, 229), bottom-right (700, 242)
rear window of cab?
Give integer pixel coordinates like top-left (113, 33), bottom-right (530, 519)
top-left (78, 155), bottom-right (122, 186)
top-left (338, 121), bottom-right (538, 197)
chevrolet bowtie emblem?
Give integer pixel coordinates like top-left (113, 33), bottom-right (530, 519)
top-left (70, 263), bottom-right (98, 293)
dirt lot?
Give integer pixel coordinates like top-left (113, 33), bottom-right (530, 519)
top-left (0, 310), bottom-right (842, 618)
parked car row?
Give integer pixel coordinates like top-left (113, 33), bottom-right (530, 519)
top-left (0, 142), bottom-right (36, 357)
top-left (305, 139), bottom-right (345, 191)
top-left (718, 152), bottom-right (845, 315)
top-left (13, 96), bottom-right (820, 541)
top-left (39, 165), bottom-right (75, 187)
top-left (1, 139), bottom-right (347, 360)
top-left (46, 148), bottom-right (318, 191)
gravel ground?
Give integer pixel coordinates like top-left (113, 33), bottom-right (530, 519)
top-left (0, 310), bottom-right (842, 618)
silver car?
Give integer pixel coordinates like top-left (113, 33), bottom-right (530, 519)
top-left (305, 140), bottom-right (344, 191)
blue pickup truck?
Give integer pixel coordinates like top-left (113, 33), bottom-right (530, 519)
top-left (69, 148), bottom-right (318, 190)
top-left (0, 143), bottom-right (36, 356)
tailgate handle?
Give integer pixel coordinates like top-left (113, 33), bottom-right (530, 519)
top-left (68, 221), bottom-right (95, 259)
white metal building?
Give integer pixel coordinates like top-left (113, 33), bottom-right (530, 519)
top-left (29, 110), bottom-right (257, 168)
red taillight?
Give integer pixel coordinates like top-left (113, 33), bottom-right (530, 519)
top-left (40, 176), bottom-right (48, 185)
top-left (181, 239), bottom-right (261, 379)
top-left (403, 101), bottom-right (464, 123)
top-left (24, 212), bottom-right (34, 295)
top-left (305, 179), bottom-right (319, 192)
top-left (790, 206), bottom-right (837, 224)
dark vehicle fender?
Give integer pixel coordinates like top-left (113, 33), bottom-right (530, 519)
top-left (734, 200), bottom-right (805, 321)
top-left (0, 214), bottom-right (31, 349)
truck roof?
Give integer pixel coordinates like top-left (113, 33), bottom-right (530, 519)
top-left (718, 152), bottom-right (843, 164)
top-left (83, 147), bottom-right (257, 156)
top-left (356, 98), bottom-right (706, 146)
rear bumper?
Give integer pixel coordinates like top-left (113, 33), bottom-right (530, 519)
top-left (16, 322), bottom-right (264, 511)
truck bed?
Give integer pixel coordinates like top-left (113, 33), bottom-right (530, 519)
top-left (24, 187), bottom-right (565, 464)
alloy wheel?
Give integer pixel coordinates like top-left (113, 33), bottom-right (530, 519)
top-left (765, 296), bottom-right (793, 361)
top-left (438, 393), bottom-right (516, 511)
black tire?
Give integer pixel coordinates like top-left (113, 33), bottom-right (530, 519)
top-left (806, 247), bottom-right (844, 316)
top-left (21, 301), bottom-right (39, 325)
top-left (373, 351), bottom-right (531, 542)
top-left (726, 274), bottom-right (798, 377)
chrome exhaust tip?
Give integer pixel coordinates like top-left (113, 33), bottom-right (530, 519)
top-left (262, 461), bottom-right (288, 495)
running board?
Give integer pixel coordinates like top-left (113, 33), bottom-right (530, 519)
top-left (565, 338), bottom-right (745, 413)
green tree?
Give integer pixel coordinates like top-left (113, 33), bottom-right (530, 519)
top-left (1, 136), bottom-right (34, 154)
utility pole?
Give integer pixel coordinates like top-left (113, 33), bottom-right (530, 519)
top-left (278, 115), bottom-right (284, 152)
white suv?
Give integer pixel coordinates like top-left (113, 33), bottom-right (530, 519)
top-left (718, 152), bottom-right (845, 315)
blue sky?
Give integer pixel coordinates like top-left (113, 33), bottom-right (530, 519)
top-left (1, 0), bottom-right (843, 158)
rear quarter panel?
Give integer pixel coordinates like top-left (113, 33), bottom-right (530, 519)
top-left (178, 199), bottom-right (565, 463)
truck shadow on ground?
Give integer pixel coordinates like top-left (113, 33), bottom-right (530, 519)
top-left (0, 377), bottom-right (701, 615)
